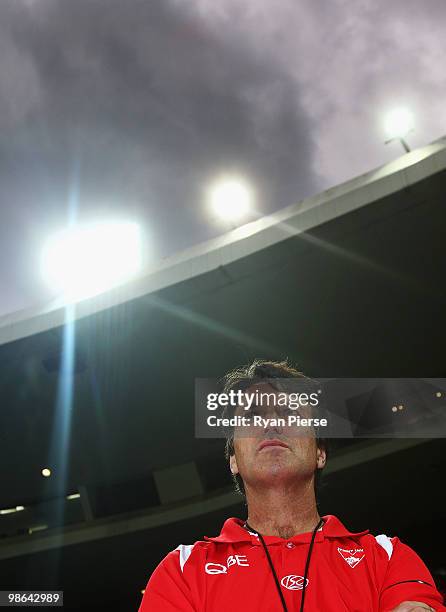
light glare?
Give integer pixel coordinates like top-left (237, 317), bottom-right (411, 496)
top-left (41, 221), bottom-right (142, 302)
top-left (66, 493), bottom-right (81, 500)
top-left (208, 177), bottom-right (253, 223)
top-left (384, 108), bottom-right (414, 141)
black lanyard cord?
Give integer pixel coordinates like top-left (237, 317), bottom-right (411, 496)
top-left (300, 518), bottom-right (323, 612)
top-left (250, 527), bottom-right (288, 611)
top-left (245, 518), bottom-right (324, 612)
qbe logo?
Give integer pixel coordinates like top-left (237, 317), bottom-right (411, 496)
top-left (205, 555), bottom-right (249, 575)
top-left (281, 575), bottom-right (308, 590)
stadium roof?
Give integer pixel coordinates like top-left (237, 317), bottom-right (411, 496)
top-left (2, 134), bottom-right (446, 346)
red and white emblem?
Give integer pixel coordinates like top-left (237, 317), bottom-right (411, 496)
top-left (337, 547), bottom-right (365, 568)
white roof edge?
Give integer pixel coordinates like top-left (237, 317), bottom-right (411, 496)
top-left (1, 136), bottom-right (446, 347)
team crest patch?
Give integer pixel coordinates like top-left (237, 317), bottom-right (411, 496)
top-left (337, 547), bottom-right (365, 568)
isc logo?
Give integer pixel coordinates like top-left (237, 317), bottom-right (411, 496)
top-left (205, 555), bottom-right (249, 574)
top-left (281, 575), bottom-right (309, 590)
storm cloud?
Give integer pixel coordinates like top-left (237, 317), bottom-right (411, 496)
top-left (0, 0), bottom-right (445, 313)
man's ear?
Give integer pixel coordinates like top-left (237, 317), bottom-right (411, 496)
top-left (229, 454), bottom-right (239, 475)
top-left (316, 447), bottom-right (326, 469)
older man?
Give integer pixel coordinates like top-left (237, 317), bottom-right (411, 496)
top-left (139, 359), bottom-right (445, 611)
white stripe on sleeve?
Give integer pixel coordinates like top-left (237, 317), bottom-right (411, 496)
top-left (375, 534), bottom-right (394, 560)
top-left (175, 544), bottom-right (195, 572)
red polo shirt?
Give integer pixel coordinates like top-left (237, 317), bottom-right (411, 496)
top-left (139, 515), bottom-right (445, 611)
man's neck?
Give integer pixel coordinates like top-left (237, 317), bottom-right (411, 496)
top-left (245, 479), bottom-right (321, 539)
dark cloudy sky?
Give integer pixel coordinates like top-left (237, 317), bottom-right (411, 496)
top-left (1, 0), bottom-right (445, 315)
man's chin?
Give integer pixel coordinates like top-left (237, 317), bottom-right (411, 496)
top-left (251, 465), bottom-right (303, 485)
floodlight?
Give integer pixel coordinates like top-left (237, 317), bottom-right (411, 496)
top-left (208, 177), bottom-right (253, 224)
top-left (41, 220), bottom-right (142, 302)
top-left (384, 108), bottom-right (414, 152)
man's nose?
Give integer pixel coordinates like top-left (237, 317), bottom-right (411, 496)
top-left (263, 406), bottom-right (283, 434)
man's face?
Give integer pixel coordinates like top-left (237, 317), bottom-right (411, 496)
top-left (229, 382), bottom-right (326, 491)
